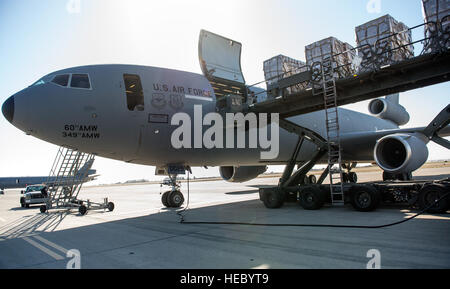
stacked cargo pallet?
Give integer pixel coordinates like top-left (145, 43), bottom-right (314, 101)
top-left (422, 0), bottom-right (450, 53)
top-left (355, 14), bottom-right (414, 72)
top-left (263, 54), bottom-right (309, 94)
top-left (305, 37), bottom-right (359, 79)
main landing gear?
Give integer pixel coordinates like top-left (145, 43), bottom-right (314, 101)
top-left (161, 174), bottom-right (185, 208)
top-left (259, 119), bottom-right (372, 211)
top-left (342, 163), bottom-right (358, 183)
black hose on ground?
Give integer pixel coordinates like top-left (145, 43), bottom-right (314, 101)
top-left (176, 170), bottom-right (190, 223)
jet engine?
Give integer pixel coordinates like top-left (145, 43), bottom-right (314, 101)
top-left (368, 98), bottom-right (410, 126)
top-left (219, 166), bottom-right (267, 183)
top-left (374, 134), bottom-right (429, 174)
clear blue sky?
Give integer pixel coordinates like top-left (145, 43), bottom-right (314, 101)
top-left (0, 0), bottom-right (448, 184)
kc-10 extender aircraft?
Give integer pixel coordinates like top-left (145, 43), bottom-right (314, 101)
top-left (2, 30), bottom-right (450, 208)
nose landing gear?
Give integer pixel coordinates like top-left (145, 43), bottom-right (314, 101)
top-left (160, 174), bottom-right (185, 208)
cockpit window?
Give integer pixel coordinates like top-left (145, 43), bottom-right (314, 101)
top-left (32, 79), bottom-right (46, 86)
top-left (123, 74), bottom-right (144, 111)
top-left (70, 74), bottom-right (91, 89)
top-left (51, 74), bottom-right (70, 87)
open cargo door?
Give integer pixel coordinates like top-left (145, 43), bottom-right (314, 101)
top-left (199, 30), bottom-right (247, 100)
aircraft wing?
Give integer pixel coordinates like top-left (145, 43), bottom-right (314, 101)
top-left (341, 104), bottom-right (450, 160)
top-left (340, 125), bottom-right (450, 160)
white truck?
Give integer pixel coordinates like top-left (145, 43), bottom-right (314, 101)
top-left (20, 185), bottom-right (49, 208)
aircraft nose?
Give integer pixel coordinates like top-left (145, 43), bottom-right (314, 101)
top-left (2, 95), bottom-right (14, 123)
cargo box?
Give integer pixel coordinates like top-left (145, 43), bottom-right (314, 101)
top-left (305, 37), bottom-right (359, 79)
top-left (422, 0), bottom-right (450, 53)
top-left (355, 14), bottom-right (414, 72)
top-left (263, 54), bottom-right (308, 94)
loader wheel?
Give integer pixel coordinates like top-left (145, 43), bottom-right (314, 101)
top-left (419, 184), bottom-right (449, 214)
top-left (40, 205), bottom-right (47, 213)
top-left (308, 175), bottom-right (317, 184)
top-left (161, 191), bottom-right (171, 207)
top-left (79, 205), bottom-right (88, 216)
top-left (262, 189), bottom-right (284, 209)
top-left (299, 186), bottom-right (325, 210)
top-left (350, 185), bottom-right (380, 212)
top-left (168, 191), bottom-right (184, 208)
top-left (107, 202), bottom-right (115, 212)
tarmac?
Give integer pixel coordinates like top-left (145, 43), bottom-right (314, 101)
top-left (0, 166), bottom-right (449, 269)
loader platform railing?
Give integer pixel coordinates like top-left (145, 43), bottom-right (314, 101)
top-left (242, 17), bottom-right (449, 118)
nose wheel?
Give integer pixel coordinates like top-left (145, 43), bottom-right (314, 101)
top-left (161, 190), bottom-right (185, 208)
top-left (160, 174), bottom-right (185, 208)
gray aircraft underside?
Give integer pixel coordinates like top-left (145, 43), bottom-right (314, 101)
top-left (2, 64), bottom-right (449, 171)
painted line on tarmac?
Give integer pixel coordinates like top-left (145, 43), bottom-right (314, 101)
top-left (0, 217), bottom-right (6, 222)
top-left (22, 236), bottom-right (64, 260)
top-left (32, 235), bottom-right (68, 255)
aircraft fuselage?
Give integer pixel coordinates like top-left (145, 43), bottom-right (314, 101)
top-left (4, 64), bottom-right (398, 167)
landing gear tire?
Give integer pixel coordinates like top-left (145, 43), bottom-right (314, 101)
top-left (107, 202), bottom-right (115, 212)
top-left (40, 205), bottom-right (47, 213)
top-left (167, 191), bottom-right (184, 208)
top-left (418, 184), bottom-right (449, 214)
top-left (342, 173), bottom-right (349, 183)
top-left (161, 191), bottom-right (171, 207)
top-left (302, 175), bottom-right (310, 185)
top-left (262, 189), bottom-right (285, 209)
top-left (79, 205), bottom-right (88, 216)
top-left (348, 172), bottom-right (358, 183)
top-left (299, 186), bottom-right (325, 210)
top-left (350, 185), bottom-right (380, 212)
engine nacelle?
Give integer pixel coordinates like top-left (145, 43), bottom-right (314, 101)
top-left (368, 98), bottom-right (410, 126)
top-left (374, 133), bottom-right (429, 174)
top-left (219, 166), bottom-right (267, 183)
